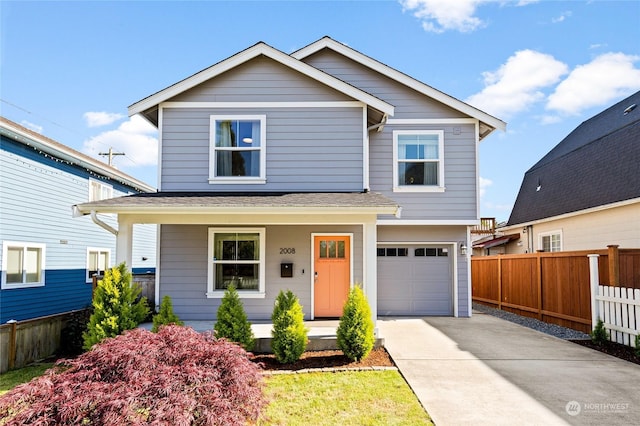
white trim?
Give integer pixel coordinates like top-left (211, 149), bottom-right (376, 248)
top-left (377, 219), bottom-right (480, 226)
top-left (206, 227), bottom-right (266, 299)
top-left (310, 232), bottom-right (354, 320)
top-left (161, 101), bottom-right (365, 109)
top-left (129, 43), bottom-right (394, 117)
top-left (157, 108), bottom-right (163, 191)
top-left (466, 226), bottom-right (472, 317)
top-left (208, 115), bottom-right (267, 184)
top-left (474, 121), bottom-right (480, 221)
top-left (392, 130), bottom-right (445, 192)
top-left (453, 242), bottom-right (459, 317)
top-left (86, 247), bottom-right (111, 283)
top-left (1, 241), bottom-right (46, 289)
top-left (292, 37), bottom-right (505, 133)
top-left (386, 118), bottom-right (478, 125)
top-left (155, 224), bottom-right (161, 311)
top-left (362, 106), bottom-right (369, 190)
top-left (499, 197), bottom-right (640, 231)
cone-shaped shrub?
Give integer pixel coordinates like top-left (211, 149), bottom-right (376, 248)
top-left (271, 290), bottom-right (308, 364)
top-left (152, 295), bottom-right (184, 332)
top-left (83, 262), bottom-right (149, 350)
top-left (590, 317), bottom-right (609, 346)
top-left (337, 285), bottom-right (375, 361)
top-left (0, 326), bottom-right (266, 425)
top-left (214, 285), bottom-right (255, 351)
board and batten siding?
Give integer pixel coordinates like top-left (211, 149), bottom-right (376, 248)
top-left (377, 225), bottom-right (470, 317)
top-left (0, 136), bottom-right (156, 322)
top-left (159, 224), bottom-right (363, 321)
top-left (161, 107), bottom-right (364, 192)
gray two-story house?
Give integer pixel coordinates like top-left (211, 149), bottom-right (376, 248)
top-left (73, 37), bottom-right (505, 321)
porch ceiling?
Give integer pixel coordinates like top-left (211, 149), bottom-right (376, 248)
top-left (73, 191), bottom-right (400, 217)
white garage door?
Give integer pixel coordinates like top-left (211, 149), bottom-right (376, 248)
top-left (377, 245), bottom-right (453, 316)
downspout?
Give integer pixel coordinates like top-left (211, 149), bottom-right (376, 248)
top-left (90, 210), bottom-right (118, 236)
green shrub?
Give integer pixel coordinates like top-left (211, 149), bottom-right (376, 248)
top-left (152, 295), bottom-right (184, 332)
top-left (83, 263), bottom-right (149, 350)
top-left (337, 286), bottom-right (375, 361)
top-left (271, 290), bottom-right (308, 364)
top-left (635, 334), bottom-right (640, 357)
top-left (59, 308), bottom-right (92, 357)
top-left (590, 318), bottom-right (609, 346)
top-left (214, 285), bottom-right (255, 351)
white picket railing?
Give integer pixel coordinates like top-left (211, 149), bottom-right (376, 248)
top-left (588, 254), bottom-right (640, 348)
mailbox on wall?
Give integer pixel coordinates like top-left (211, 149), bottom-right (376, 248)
top-left (281, 263), bottom-right (293, 278)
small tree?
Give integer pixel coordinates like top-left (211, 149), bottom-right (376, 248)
top-left (635, 334), bottom-right (640, 357)
top-left (83, 262), bottom-right (149, 350)
top-left (590, 317), bottom-right (609, 346)
top-left (337, 285), bottom-right (375, 361)
top-left (214, 285), bottom-right (255, 351)
top-left (152, 295), bottom-right (184, 332)
top-left (271, 290), bottom-right (308, 364)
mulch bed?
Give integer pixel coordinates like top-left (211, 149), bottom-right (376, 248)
top-left (570, 339), bottom-right (640, 365)
top-left (251, 347), bottom-right (395, 371)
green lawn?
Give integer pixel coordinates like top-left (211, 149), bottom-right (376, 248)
top-left (1, 365), bottom-right (433, 425)
top-left (259, 370), bottom-right (433, 426)
top-left (0, 363), bottom-right (54, 396)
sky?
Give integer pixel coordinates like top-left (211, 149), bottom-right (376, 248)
top-left (1, 0), bottom-right (639, 222)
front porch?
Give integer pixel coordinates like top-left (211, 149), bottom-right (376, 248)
top-left (139, 319), bottom-right (385, 353)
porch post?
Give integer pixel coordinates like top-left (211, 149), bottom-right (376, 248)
top-left (363, 220), bottom-right (378, 329)
top-left (588, 254), bottom-right (600, 329)
top-left (116, 215), bottom-right (134, 270)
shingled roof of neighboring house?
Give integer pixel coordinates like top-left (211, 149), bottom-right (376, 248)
top-left (506, 90), bottom-right (640, 226)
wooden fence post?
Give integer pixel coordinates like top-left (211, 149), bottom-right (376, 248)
top-left (588, 254), bottom-right (600, 330)
top-left (608, 245), bottom-right (620, 286)
top-left (7, 319), bottom-right (17, 370)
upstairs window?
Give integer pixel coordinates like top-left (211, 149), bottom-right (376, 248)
top-left (209, 115), bottom-right (266, 184)
top-left (89, 180), bottom-right (113, 201)
top-left (540, 232), bottom-right (562, 252)
top-left (393, 130), bottom-right (444, 192)
top-left (2, 242), bottom-right (45, 289)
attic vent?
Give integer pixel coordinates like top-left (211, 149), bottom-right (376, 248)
top-left (623, 104), bottom-right (637, 115)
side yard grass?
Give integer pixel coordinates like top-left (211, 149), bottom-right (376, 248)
top-left (259, 370), bottom-right (433, 426)
top-left (0, 363), bottom-right (54, 396)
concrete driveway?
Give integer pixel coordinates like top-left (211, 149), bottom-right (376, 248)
top-left (378, 312), bottom-right (640, 426)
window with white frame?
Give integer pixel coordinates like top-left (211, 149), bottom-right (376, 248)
top-left (2, 242), bottom-right (45, 289)
top-left (207, 228), bottom-right (265, 298)
top-left (393, 130), bottom-right (444, 192)
top-left (89, 180), bottom-right (113, 201)
top-left (540, 232), bottom-right (562, 252)
top-left (87, 248), bottom-right (110, 282)
top-left (209, 115), bottom-right (266, 184)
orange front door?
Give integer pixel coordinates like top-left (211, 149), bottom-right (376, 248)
top-left (314, 235), bottom-right (350, 317)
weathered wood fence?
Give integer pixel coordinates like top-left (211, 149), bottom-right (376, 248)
top-left (472, 246), bottom-right (640, 334)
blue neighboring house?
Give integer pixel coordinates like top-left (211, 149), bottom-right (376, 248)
top-left (0, 117), bottom-right (157, 323)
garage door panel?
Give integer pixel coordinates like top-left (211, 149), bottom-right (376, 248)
top-left (378, 245), bottom-right (453, 316)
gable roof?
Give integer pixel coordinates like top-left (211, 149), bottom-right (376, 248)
top-left (506, 90), bottom-right (640, 226)
top-left (0, 116), bottom-right (155, 193)
top-left (129, 41), bottom-right (394, 126)
top-left (292, 36), bottom-right (506, 140)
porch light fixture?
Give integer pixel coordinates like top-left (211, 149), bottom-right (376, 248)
top-left (459, 242), bottom-right (467, 256)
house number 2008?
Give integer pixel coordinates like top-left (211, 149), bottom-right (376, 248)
top-left (280, 248), bottom-right (296, 254)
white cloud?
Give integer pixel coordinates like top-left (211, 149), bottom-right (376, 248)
top-left (546, 52), bottom-right (640, 115)
top-left (83, 111), bottom-right (125, 127)
top-left (465, 49), bottom-right (568, 118)
top-left (551, 11), bottom-right (572, 24)
top-left (479, 176), bottom-right (492, 198)
top-left (82, 115), bottom-right (158, 168)
top-left (21, 120), bottom-right (43, 134)
top-left (399, 0), bottom-right (487, 33)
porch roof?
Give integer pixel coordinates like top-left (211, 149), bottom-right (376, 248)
top-left (73, 191), bottom-right (400, 216)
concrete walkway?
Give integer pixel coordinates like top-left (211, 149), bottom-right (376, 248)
top-left (378, 313), bottom-right (640, 426)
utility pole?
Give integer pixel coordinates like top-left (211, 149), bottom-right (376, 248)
top-left (99, 147), bottom-right (125, 166)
